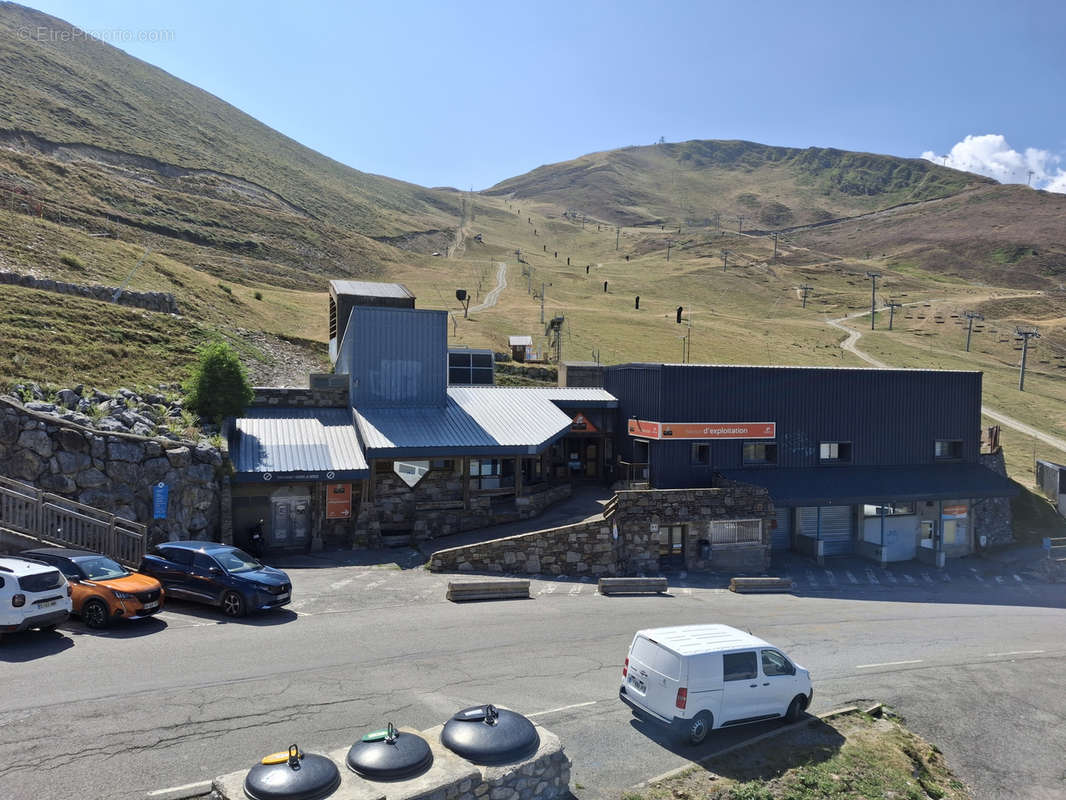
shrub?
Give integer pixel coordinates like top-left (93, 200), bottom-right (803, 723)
top-left (182, 340), bottom-right (254, 423)
top-left (254, 290), bottom-right (263, 301)
top-left (218, 283), bottom-right (233, 295)
top-left (59, 252), bottom-right (84, 269)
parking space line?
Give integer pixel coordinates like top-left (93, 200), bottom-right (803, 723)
top-left (903, 574), bottom-right (916, 584)
top-left (527, 701), bottom-right (597, 718)
top-left (856, 659), bottom-right (922, 669)
top-left (987, 650), bottom-right (1045, 657)
top-left (845, 571), bottom-right (858, 584)
top-left (921, 572), bottom-right (934, 584)
top-left (865, 569), bottom-right (879, 585)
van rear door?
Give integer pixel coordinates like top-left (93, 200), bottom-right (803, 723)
top-left (626, 635), bottom-right (683, 718)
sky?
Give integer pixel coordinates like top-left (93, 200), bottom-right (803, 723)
top-left (18, 0), bottom-right (1066, 191)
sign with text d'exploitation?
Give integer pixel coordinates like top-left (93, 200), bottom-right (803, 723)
top-left (326, 483), bottom-right (352, 519)
top-left (628, 419), bottom-right (776, 440)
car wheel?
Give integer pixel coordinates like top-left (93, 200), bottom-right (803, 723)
top-left (784, 695), bottom-right (807, 724)
top-left (685, 711), bottom-right (712, 745)
top-left (221, 590), bottom-right (246, 618)
top-left (82, 599), bottom-right (110, 629)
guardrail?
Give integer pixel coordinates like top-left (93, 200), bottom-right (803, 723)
top-left (446, 580), bottom-right (530, 602)
top-left (729, 577), bottom-right (793, 594)
top-left (0, 475), bottom-right (146, 566)
top-left (597, 577), bottom-right (668, 595)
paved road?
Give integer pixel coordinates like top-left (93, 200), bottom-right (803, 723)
top-left (828, 308), bottom-right (1066, 454)
top-left (1, 557), bottom-right (1063, 800)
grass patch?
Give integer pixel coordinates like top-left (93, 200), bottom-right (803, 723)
top-left (630, 710), bottom-right (970, 800)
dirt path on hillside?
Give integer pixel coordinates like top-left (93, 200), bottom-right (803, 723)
top-left (469, 262), bottom-right (507, 312)
top-left (828, 305), bottom-right (1066, 453)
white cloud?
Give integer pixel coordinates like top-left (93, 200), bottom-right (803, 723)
top-left (922, 133), bottom-right (1066, 193)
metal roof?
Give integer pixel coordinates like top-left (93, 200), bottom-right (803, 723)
top-left (329, 280), bottom-right (414, 300)
top-left (514, 387), bottom-right (618, 408)
top-left (356, 387), bottom-right (576, 457)
top-left (718, 463), bottom-right (1017, 506)
top-left (230, 408), bottom-right (368, 482)
top-left (508, 335), bottom-right (533, 347)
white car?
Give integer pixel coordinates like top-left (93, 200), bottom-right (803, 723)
top-left (0, 556), bottom-right (72, 639)
top-left (619, 624), bottom-right (813, 745)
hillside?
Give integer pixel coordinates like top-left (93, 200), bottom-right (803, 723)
top-left (484, 139), bottom-right (993, 227)
top-left (0, 2), bottom-right (462, 287)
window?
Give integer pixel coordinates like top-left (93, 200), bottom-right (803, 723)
top-left (469, 458), bottom-right (508, 489)
top-left (430, 459), bottom-right (454, 471)
top-left (819, 441), bottom-right (852, 462)
top-left (159, 546), bottom-right (193, 567)
top-left (761, 650), bottom-right (795, 677)
top-left (631, 637), bottom-right (681, 680)
top-left (743, 442), bottom-right (777, 464)
top-left (863, 502), bottom-right (916, 517)
top-left (690, 442), bottom-right (710, 465)
top-left (394, 460), bottom-right (430, 488)
top-left (192, 553), bottom-right (218, 572)
top-left (935, 440), bottom-right (963, 460)
top-left (374, 460), bottom-right (393, 475)
top-left (723, 651), bottom-right (757, 681)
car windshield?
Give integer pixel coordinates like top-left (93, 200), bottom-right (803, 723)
top-left (213, 548), bottom-right (261, 574)
top-left (76, 556), bottom-right (130, 581)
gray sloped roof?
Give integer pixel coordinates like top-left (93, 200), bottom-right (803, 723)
top-left (329, 280), bottom-right (413, 299)
top-left (230, 408), bottom-right (368, 481)
top-left (508, 335), bottom-right (534, 347)
top-left (356, 387), bottom-right (577, 457)
top-left (511, 387), bottom-right (618, 408)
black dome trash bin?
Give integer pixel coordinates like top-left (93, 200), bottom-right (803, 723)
top-left (346, 722), bottom-right (433, 781)
top-left (244, 744), bottom-right (341, 800)
top-left (440, 704), bottom-right (540, 765)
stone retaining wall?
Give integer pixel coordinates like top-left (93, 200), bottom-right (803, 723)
top-left (210, 721), bottom-right (570, 800)
top-left (975, 450), bottom-right (1014, 547)
top-left (429, 484), bottom-right (773, 576)
top-left (0, 398), bottom-right (221, 543)
top-left (0, 270), bottom-right (179, 314)
top-left (430, 518), bottom-right (616, 576)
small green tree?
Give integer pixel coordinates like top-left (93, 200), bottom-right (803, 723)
top-left (183, 340), bottom-right (254, 422)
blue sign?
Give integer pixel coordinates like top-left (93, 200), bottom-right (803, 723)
top-left (153, 482), bottom-right (169, 520)
top-left (1043, 537), bottom-right (1052, 551)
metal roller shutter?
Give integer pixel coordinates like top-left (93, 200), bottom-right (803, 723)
top-left (772, 507), bottom-right (792, 551)
top-left (796, 505), bottom-right (854, 556)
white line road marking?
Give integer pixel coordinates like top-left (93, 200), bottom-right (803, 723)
top-left (543, 584), bottom-right (556, 594)
top-left (856, 659), bottom-right (923, 669)
top-left (806, 570), bottom-right (818, 587)
top-left (921, 572), bottom-right (934, 584)
top-left (994, 575), bottom-right (1005, 584)
top-left (865, 569), bottom-right (879, 584)
top-left (987, 650), bottom-right (1045, 657)
top-left (903, 574), bottom-right (916, 584)
top-left (527, 701), bottom-right (597, 718)
top-left (682, 588), bottom-right (692, 595)
top-left (941, 572), bottom-right (951, 582)
top-left (1013, 574), bottom-right (1024, 583)
top-left (824, 569), bottom-right (837, 584)
top-left (568, 585), bottom-right (582, 595)
top-left (883, 570), bottom-right (897, 584)
top-left (970, 568), bottom-right (985, 583)
top-left (845, 571), bottom-right (859, 584)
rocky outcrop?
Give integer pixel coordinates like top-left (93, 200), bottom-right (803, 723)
top-left (0, 396), bottom-right (221, 543)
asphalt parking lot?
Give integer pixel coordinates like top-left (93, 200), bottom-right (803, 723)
top-left (1, 552), bottom-right (1064, 800)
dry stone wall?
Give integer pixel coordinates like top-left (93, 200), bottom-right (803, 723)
top-left (975, 450), bottom-right (1014, 547)
top-left (0, 270), bottom-right (179, 314)
top-left (0, 397), bottom-right (221, 543)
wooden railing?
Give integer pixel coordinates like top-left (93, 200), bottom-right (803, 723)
top-left (0, 475), bottom-right (146, 567)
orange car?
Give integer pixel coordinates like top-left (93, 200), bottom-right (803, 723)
top-left (21, 548), bottom-right (164, 628)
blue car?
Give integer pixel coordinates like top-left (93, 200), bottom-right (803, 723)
top-left (138, 541), bottom-right (291, 618)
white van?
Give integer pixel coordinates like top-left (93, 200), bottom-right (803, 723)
top-left (619, 624), bottom-right (812, 745)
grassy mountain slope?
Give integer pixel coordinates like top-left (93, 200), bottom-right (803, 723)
top-left (485, 139), bottom-right (993, 227)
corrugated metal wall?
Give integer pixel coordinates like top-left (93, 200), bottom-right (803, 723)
top-left (606, 364), bottom-right (982, 488)
top-left (346, 307), bottom-right (448, 408)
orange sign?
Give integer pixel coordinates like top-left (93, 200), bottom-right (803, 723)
top-left (326, 483), bottom-right (352, 519)
top-left (942, 504), bottom-right (968, 517)
top-left (628, 419), bottom-right (775, 440)
top-left (571, 412), bottom-right (598, 433)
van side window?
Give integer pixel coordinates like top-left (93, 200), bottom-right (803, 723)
top-left (723, 651), bottom-right (757, 681)
top-left (761, 649), bottom-right (795, 676)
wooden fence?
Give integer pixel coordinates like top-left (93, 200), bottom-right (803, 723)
top-left (0, 475), bottom-right (146, 566)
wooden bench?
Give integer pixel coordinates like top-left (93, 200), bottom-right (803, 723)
top-left (597, 577), bottom-right (668, 595)
top-left (447, 580), bottom-right (530, 602)
top-left (729, 577), bottom-right (793, 594)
